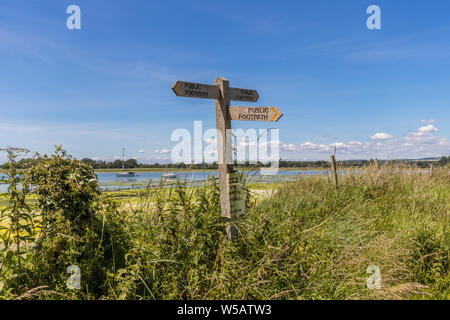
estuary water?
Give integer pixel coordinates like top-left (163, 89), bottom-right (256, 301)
top-left (0, 169), bottom-right (345, 193)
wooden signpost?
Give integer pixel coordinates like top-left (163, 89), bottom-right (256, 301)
top-left (172, 81), bottom-right (219, 99)
top-left (172, 81), bottom-right (259, 102)
top-left (229, 87), bottom-right (259, 102)
top-left (228, 172), bottom-right (246, 232)
top-left (229, 106), bottom-right (283, 122)
top-left (172, 77), bottom-right (283, 240)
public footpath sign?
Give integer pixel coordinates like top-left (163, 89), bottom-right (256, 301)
top-left (229, 106), bottom-right (283, 122)
top-left (172, 77), bottom-right (283, 240)
top-left (172, 81), bottom-right (260, 102)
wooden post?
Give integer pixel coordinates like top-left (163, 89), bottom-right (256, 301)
top-left (171, 77), bottom-right (281, 241)
top-left (430, 164), bottom-right (434, 177)
top-left (330, 155), bottom-right (338, 189)
top-left (215, 77), bottom-right (237, 240)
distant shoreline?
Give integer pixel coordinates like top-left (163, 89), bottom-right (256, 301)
top-left (92, 167), bottom-right (329, 173)
top-left (0, 167), bottom-right (328, 174)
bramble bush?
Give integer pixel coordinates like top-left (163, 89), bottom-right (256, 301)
top-left (0, 147), bottom-right (128, 299)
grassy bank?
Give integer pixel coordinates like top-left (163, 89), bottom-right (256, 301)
top-left (0, 156), bottom-right (448, 299)
top-left (103, 165), bottom-right (448, 300)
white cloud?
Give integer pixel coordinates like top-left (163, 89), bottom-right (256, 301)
top-left (138, 149), bottom-right (145, 153)
top-left (154, 148), bottom-right (170, 154)
top-left (280, 124), bottom-right (450, 159)
top-left (258, 140), bottom-right (281, 149)
top-left (418, 124), bottom-right (438, 133)
top-left (282, 143), bottom-right (297, 151)
top-left (420, 119), bottom-right (436, 124)
top-left (371, 133), bottom-right (393, 140)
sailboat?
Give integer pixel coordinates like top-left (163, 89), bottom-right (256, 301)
top-left (161, 168), bottom-right (178, 179)
top-left (115, 148), bottom-right (137, 177)
top-left (161, 172), bottom-right (178, 179)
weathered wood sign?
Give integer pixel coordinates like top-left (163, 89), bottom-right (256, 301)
top-left (172, 77), bottom-right (283, 240)
top-left (172, 81), bottom-right (259, 102)
top-left (229, 87), bottom-right (259, 102)
top-left (172, 81), bottom-right (219, 99)
top-left (229, 106), bottom-right (283, 122)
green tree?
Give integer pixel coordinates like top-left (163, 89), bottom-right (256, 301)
top-left (438, 156), bottom-right (448, 166)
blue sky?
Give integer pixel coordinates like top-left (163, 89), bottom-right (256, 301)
top-left (0, 0), bottom-right (449, 162)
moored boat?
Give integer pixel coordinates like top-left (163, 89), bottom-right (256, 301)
top-left (115, 148), bottom-right (137, 177)
top-left (116, 171), bottom-right (136, 177)
top-left (161, 172), bottom-right (178, 179)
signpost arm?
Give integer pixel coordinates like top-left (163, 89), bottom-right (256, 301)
top-left (215, 77), bottom-right (237, 240)
top-left (330, 155), bottom-right (338, 190)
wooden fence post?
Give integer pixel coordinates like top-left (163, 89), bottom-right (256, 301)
top-left (330, 155), bottom-right (338, 189)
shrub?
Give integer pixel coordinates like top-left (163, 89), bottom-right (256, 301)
top-left (1, 148), bottom-right (448, 300)
top-left (0, 147), bottom-right (128, 299)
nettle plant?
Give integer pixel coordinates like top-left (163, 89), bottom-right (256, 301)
top-left (0, 146), bottom-right (127, 299)
top-left (0, 148), bottom-right (36, 297)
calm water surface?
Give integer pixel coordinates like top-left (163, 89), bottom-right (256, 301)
top-left (0, 170), bottom-right (345, 192)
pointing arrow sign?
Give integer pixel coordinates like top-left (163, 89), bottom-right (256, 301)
top-left (229, 87), bottom-right (259, 102)
top-left (172, 81), bottom-right (220, 99)
top-left (229, 106), bottom-right (283, 122)
top-left (172, 81), bottom-right (259, 102)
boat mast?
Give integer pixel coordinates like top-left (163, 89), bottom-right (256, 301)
top-left (122, 147), bottom-right (125, 172)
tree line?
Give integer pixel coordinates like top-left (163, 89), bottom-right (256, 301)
top-left (2, 156), bottom-right (449, 170)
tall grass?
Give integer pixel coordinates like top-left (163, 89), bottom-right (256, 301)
top-left (0, 150), bottom-right (448, 300)
top-left (108, 164), bottom-right (449, 300)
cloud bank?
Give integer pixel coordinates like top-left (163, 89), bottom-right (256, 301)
top-left (280, 124), bottom-right (449, 159)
